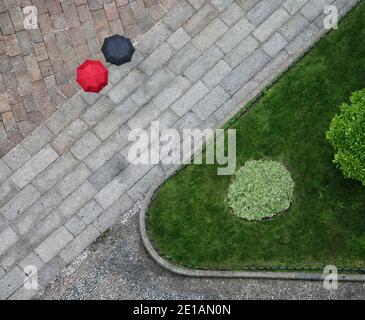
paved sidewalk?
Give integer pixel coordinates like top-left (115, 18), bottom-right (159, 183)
top-left (0, 0), bottom-right (358, 299)
top-left (0, 0), bottom-right (176, 156)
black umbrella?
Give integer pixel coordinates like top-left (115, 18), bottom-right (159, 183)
top-left (101, 35), bottom-right (135, 66)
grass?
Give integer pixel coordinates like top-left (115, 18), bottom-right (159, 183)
top-left (147, 2), bottom-right (365, 271)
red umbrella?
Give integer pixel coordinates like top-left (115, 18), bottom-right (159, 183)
top-left (76, 60), bottom-right (108, 93)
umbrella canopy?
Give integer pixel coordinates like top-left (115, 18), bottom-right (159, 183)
top-left (76, 60), bottom-right (108, 93)
top-left (101, 35), bottom-right (135, 66)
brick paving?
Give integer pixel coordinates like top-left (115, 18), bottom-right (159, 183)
top-left (0, 0), bottom-right (359, 299)
top-left (0, 0), bottom-right (176, 157)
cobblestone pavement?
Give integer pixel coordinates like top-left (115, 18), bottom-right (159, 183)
top-left (0, 0), bottom-right (176, 156)
top-left (39, 215), bottom-right (365, 300)
top-left (0, 0), bottom-right (361, 299)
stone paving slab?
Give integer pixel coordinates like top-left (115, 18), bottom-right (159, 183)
top-left (0, 0), bottom-right (359, 300)
top-left (0, 0), bottom-right (177, 157)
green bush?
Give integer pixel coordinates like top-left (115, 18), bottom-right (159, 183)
top-left (326, 89), bottom-right (365, 185)
top-left (227, 160), bottom-right (295, 221)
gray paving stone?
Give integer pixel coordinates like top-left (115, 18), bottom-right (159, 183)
top-left (108, 69), bottom-right (146, 104)
top-left (88, 153), bottom-right (129, 190)
top-left (0, 184), bottom-right (40, 221)
top-left (45, 94), bottom-right (87, 135)
top-left (76, 200), bottom-right (103, 225)
top-left (283, 0), bottom-right (308, 14)
top-left (18, 252), bottom-right (44, 271)
top-left (223, 34), bottom-right (260, 68)
top-left (35, 227), bottom-right (73, 263)
top-left (0, 180), bottom-right (17, 208)
top-left (238, 1), bottom-right (264, 12)
top-left (25, 210), bottom-right (64, 248)
top-left (279, 12), bottom-right (310, 41)
top-left (81, 96), bottom-right (117, 127)
top-left (70, 132), bottom-right (101, 160)
top-left (300, 0), bottom-right (333, 22)
top-left (202, 60), bottom-right (232, 89)
top-left (128, 102), bottom-right (161, 130)
top-left (166, 27), bottom-right (191, 50)
top-left (219, 2), bottom-right (245, 26)
top-left (11, 146), bottom-right (59, 189)
top-left (183, 3), bottom-right (218, 37)
top-left (20, 125), bottom-right (54, 156)
top-left (15, 189), bottom-right (63, 236)
top-left (192, 85), bottom-right (230, 121)
top-left (0, 244), bottom-right (23, 272)
top-left (0, 266), bottom-right (23, 300)
top-left (246, 0), bottom-right (284, 25)
top-left (153, 75), bottom-right (192, 112)
top-left (139, 42), bottom-right (175, 76)
top-left (48, 121), bottom-right (87, 157)
top-left (135, 21), bottom-right (172, 55)
top-left (33, 153), bottom-right (78, 194)
top-left (286, 23), bottom-right (320, 55)
top-left (108, 51), bottom-right (144, 85)
top-left (60, 224), bottom-right (100, 263)
top-left (3, 145), bottom-right (31, 171)
top-left (173, 111), bottom-right (202, 132)
top-left (131, 67), bottom-right (175, 106)
top-left (95, 162), bottom-right (153, 209)
top-left (187, 0), bottom-right (206, 10)
top-left (210, 0), bottom-right (234, 12)
top-left (57, 181), bottom-right (98, 221)
top-left (0, 160), bottom-right (11, 184)
top-left (171, 80), bottom-right (209, 116)
top-left (0, 215), bottom-right (7, 231)
top-left (85, 126), bottom-right (130, 171)
top-left (56, 163), bottom-right (92, 198)
top-left (65, 216), bottom-right (86, 236)
top-left (0, 11), bottom-right (15, 36)
top-left (253, 7), bottom-right (290, 42)
top-left (221, 49), bottom-right (270, 94)
top-left (162, 1), bottom-right (195, 31)
top-left (127, 165), bottom-right (164, 201)
top-left (37, 256), bottom-right (66, 287)
top-left (9, 284), bottom-right (41, 300)
top-left (168, 42), bottom-right (201, 75)
top-left (93, 193), bottom-right (134, 232)
top-left (215, 51), bottom-right (290, 122)
top-left (184, 45), bottom-right (224, 83)
top-left (191, 17), bottom-right (228, 52)
top-left (93, 98), bottom-right (138, 141)
top-left (154, 109), bottom-right (180, 132)
top-left (0, 227), bottom-right (18, 257)
top-left (216, 17), bottom-right (254, 53)
top-left (262, 32), bottom-right (288, 57)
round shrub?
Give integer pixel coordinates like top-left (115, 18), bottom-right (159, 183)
top-left (227, 160), bottom-right (295, 221)
top-left (326, 89), bottom-right (365, 185)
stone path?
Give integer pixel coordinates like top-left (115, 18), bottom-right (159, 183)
top-left (0, 0), bottom-right (359, 299)
top-left (0, 0), bottom-right (176, 156)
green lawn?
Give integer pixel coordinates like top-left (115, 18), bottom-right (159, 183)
top-left (147, 2), bottom-right (365, 271)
